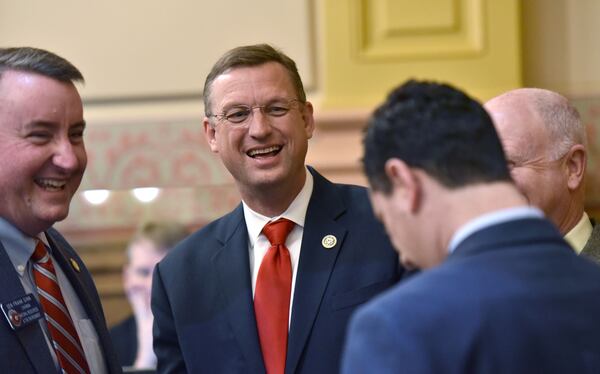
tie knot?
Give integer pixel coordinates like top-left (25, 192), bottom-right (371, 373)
top-left (262, 218), bottom-right (295, 246)
top-left (31, 240), bottom-right (49, 263)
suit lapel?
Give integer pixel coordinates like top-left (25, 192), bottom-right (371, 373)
top-left (211, 205), bottom-right (266, 372)
top-left (581, 223), bottom-right (600, 264)
top-left (0, 241), bottom-right (56, 372)
top-left (286, 169), bottom-right (347, 374)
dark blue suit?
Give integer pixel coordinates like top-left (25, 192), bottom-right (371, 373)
top-left (342, 218), bottom-right (600, 374)
top-left (0, 228), bottom-right (121, 374)
top-left (152, 168), bottom-right (401, 373)
top-left (110, 315), bottom-right (137, 368)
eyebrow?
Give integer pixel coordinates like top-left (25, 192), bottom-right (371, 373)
top-left (71, 120), bottom-right (87, 130)
top-left (24, 119), bottom-right (86, 130)
top-left (220, 97), bottom-right (292, 111)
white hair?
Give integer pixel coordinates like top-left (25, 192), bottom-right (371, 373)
top-left (529, 89), bottom-right (587, 160)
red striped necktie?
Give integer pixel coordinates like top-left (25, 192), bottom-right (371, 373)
top-left (31, 240), bottom-right (90, 374)
top-left (254, 218), bottom-right (295, 374)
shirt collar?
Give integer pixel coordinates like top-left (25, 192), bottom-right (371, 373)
top-left (243, 168), bottom-right (314, 246)
top-left (448, 206), bottom-right (545, 253)
top-left (0, 217), bottom-right (38, 276)
top-left (564, 212), bottom-right (593, 254)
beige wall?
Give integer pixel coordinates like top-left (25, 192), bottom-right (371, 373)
top-left (523, 0), bottom-right (600, 97)
top-left (522, 0), bottom-right (600, 216)
top-left (0, 1), bottom-right (315, 101)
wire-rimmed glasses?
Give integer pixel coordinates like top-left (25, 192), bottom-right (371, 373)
top-left (207, 98), bottom-right (304, 126)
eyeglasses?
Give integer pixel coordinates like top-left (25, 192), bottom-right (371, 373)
top-left (208, 98), bottom-right (303, 126)
top-left (507, 148), bottom-right (571, 171)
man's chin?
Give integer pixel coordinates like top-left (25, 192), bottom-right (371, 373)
top-left (241, 171), bottom-right (288, 190)
top-left (35, 206), bottom-right (70, 226)
top-left (18, 217), bottom-right (59, 236)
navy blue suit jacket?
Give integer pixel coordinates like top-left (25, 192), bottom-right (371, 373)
top-left (152, 168), bottom-right (402, 373)
top-left (342, 218), bottom-right (600, 374)
top-left (110, 315), bottom-right (137, 368)
top-left (0, 228), bottom-right (121, 374)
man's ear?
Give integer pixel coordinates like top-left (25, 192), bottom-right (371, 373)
top-left (301, 101), bottom-right (315, 140)
top-left (564, 144), bottom-right (586, 190)
top-left (384, 158), bottom-right (421, 213)
top-left (203, 117), bottom-right (219, 153)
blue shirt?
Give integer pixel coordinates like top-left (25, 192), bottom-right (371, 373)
top-left (0, 217), bottom-right (108, 373)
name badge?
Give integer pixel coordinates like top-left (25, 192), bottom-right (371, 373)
top-left (1, 294), bottom-right (43, 331)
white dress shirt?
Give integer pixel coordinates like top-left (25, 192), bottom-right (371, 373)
top-left (448, 206), bottom-right (545, 253)
top-left (564, 212), bottom-right (593, 254)
top-left (243, 168), bottom-right (314, 326)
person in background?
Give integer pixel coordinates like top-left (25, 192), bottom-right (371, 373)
top-left (151, 43), bottom-right (402, 373)
top-left (110, 222), bottom-right (188, 369)
top-left (342, 80), bottom-right (600, 373)
top-left (0, 47), bottom-right (121, 373)
top-left (485, 88), bottom-right (599, 263)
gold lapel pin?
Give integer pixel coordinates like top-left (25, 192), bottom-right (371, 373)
top-left (322, 235), bottom-right (337, 249)
top-left (70, 258), bottom-right (81, 273)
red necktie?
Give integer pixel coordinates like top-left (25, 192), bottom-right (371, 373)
top-left (254, 218), bottom-right (295, 374)
top-left (31, 240), bottom-right (90, 374)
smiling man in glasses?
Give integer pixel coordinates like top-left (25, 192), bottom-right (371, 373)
top-left (151, 44), bottom-right (402, 373)
top-left (485, 88), bottom-right (599, 263)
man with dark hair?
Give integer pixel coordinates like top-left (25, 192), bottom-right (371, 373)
top-left (342, 80), bottom-right (600, 373)
top-left (152, 43), bottom-right (402, 373)
top-left (0, 47), bottom-right (121, 373)
top-left (486, 88), bottom-right (600, 263)
top-left (111, 222), bottom-right (188, 369)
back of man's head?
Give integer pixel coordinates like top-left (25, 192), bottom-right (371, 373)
top-left (0, 47), bottom-right (83, 83)
top-left (364, 80), bottom-right (511, 193)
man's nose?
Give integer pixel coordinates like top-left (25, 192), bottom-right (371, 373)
top-left (247, 107), bottom-right (273, 137)
top-left (53, 139), bottom-right (81, 171)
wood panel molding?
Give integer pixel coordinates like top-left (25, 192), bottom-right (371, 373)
top-left (352, 0), bottom-right (485, 60)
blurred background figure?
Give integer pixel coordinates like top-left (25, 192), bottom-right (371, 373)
top-left (110, 222), bottom-right (188, 370)
top-left (485, 88), bottom-right (600, 263)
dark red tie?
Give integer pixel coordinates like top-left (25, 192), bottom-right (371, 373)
top-left (31, 240), bottom-right (90, 374)
top-left (254, 218), bottom-right (295, 374)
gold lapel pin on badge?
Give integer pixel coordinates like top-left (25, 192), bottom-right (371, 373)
top-left (70, 258), bottom-right (81, 273)
top-left (321, 235), bottom-right (337, 249)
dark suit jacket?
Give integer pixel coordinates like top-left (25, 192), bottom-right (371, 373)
top-left (0, 228), bottom-right (122, 374)
top-left (342, 218), bottom-right (600, 374)
top-left (110, 315), bottom-right (137, 368)
top-left (581, 220), bottom-right (600, 264)
top-left (152, 168), bottom-right (402, 373)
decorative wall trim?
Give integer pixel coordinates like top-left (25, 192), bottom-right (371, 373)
top-left (351, 0), bottom-right (485, 61)
top-left (351, 0), bottom-right (485, 60)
